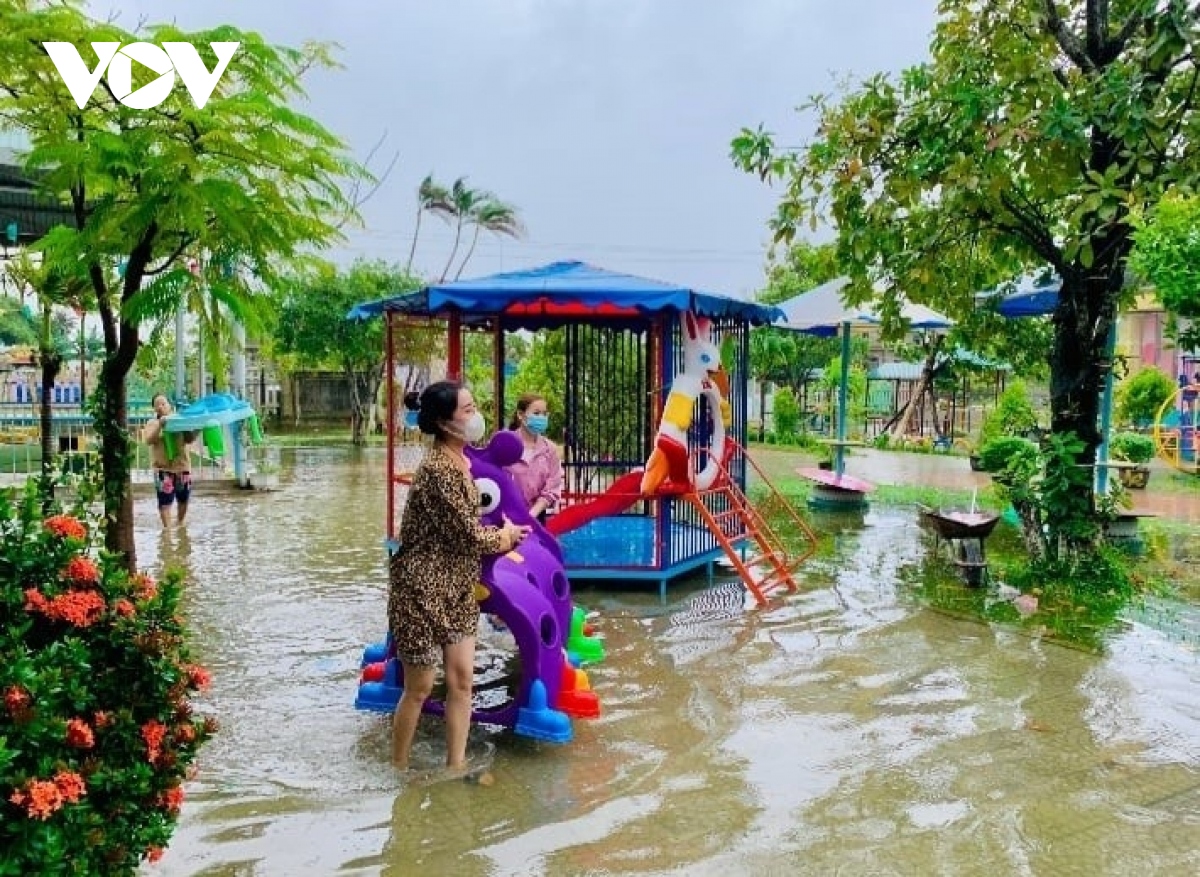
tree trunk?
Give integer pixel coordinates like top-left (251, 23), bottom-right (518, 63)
top-left (292, 373), bottom-right (302, 428)
top-left (758, 380), bottom-right (767, 441)
top-left (94, 284), bottom-right (142, 572)
top-left (347, 364), bottom-right (366, 446)
top-left (96, 357), bottom-right (135, 566)
top-left (1048, 272), bottom-right (1111, 458)
top-left (889, 336), bottom-right (943, 441)
top-left (38, 348), bottom-right (63, 509)
top-left (453, 225), bottom-right (482, 281)
top-left (1011, 496), bottom-right (1045, 560)
top-left (405, 207), bottom-right (423, 272)
top-left (439, 219), bottom-right (465, 282)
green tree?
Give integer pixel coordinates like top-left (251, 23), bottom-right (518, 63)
top-left (1116, 366), bottom-right (1176, 427)
top-left (757, 240), bottom-right (841, 306)
top-left (0, 3), bottom-right (361, 567)
top-left (275, 261), bottom-right (424, 445)
top-left (1129, 190), bottom-right (1200, 350)
top-left (772, 385), bottom-right (800, 438)
top-left (507, 331), bottom-right (566, 437)
top-left (733, 0), bottom-right (1200, 548)
top-left (0, 294), bottom-right (36, 346)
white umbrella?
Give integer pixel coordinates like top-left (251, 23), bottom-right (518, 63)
top-left (780, 276), bottom-right (954, 334)
top-left (776, 276), bottom-right (954, 477)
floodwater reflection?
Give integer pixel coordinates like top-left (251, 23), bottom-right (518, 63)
top-left (144, 449), bottom-right (1200, 876)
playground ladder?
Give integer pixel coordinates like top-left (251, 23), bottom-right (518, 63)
top-left (686, 441), bottom-right (818, 607)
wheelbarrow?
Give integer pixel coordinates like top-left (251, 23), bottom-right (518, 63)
top-left (918, 506), bottom-right (1001, 587)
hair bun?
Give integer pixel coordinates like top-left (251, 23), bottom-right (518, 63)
top-left (403, 390), bottom-right (421, 412)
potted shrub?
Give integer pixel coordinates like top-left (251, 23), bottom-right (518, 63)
top-left (1109, 431), bottom-right (1155, 488)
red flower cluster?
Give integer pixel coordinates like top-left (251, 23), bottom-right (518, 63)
top-left (4, 685), bottom-right (31, 715)
top-left (25, 588), bottom-right (106, 628)
top-left (113, 598), bottom-right (136, 618)
top-left (184, 664), bottom-right (212, 692)
top-left (132, 573), bottom-right (158, 602)
top-left (158, 784), bottom-right (185, 814)
top-left (61, 556), bottom-right (101, 586)
top-left (65, 718), bottom-right (95, 749)
top-left (8, 770), bottom-right (87, 820)
top-left (141, 719), bottom-right (168, 765)
top-left (43, 514), bottom-right (87, 541)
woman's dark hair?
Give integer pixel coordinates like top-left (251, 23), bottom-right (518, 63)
top-left (508, 393), bottom-right (545, 430)
top-left (412, 380), bottom-right (462, 438)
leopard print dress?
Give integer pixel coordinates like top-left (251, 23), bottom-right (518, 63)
top-left (387, 443), bottom-right (506, 666)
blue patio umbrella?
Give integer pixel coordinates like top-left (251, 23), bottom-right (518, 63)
top-left (992, 272), bottom-right (1063, 317)
top-left (777, 277), bottom-right (954, 477)
top-left (983, 272), bottom-right (1119, 492)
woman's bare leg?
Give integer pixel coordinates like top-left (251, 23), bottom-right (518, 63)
top-left (442, 637), bottom-right (476, 769)
top-left (391, 661), bottom-right (433, 769)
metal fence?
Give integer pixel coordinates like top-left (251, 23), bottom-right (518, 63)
top-left (0, 409), bottom-right (230, 484)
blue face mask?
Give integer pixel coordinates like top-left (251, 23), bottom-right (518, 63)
top-left (525, 413), bottom-right (549, 435)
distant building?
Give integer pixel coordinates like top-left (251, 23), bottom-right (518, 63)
top-left (0, 146), bottom-right (76, 255)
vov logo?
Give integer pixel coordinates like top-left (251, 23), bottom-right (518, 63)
top-left (42, 42), bottom-right (239, 110)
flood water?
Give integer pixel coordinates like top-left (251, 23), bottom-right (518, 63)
top-left (142, 448), bottom-right (1200, 876)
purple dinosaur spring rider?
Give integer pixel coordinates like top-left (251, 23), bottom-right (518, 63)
top-left (355, 431), bottom-right (605, 743)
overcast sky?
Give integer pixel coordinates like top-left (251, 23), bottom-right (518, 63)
top-left (100, 0), bottom-right (938, 298)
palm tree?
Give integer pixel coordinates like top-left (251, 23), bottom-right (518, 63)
top-left (404, 174), bottom-right (452, 273)
top-left (453, 198), bottom-right (526, 280)
top-left (438, 177), bottom-right (486, 282)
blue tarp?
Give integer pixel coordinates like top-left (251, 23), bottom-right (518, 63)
top-left (346, 260), bottom-right (784, 326)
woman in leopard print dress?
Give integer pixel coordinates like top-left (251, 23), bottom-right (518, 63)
top-left (388, 381), bottom-right (530, 772)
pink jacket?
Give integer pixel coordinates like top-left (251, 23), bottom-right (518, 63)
top-left (506, 432), bottom-right (563, 512)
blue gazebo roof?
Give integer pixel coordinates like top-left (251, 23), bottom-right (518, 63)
top-left (347, 260), bottom-right (784, 326)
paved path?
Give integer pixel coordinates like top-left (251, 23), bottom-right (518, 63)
top-left (749, 445), bottom-right (1200, 523)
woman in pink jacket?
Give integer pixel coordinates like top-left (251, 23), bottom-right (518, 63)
top-left (506, 393), bottom-right (563, 523)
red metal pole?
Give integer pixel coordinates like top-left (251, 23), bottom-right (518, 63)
top-left (385, 312), bottom-right (396, 539)
top-left (447, 312), bottom-right (463, 380)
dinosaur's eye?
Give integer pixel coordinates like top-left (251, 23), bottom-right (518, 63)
top-left (475, 478), bottom-right (502, 513)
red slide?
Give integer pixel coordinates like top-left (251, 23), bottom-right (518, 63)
top-left (546, 471), bottom-right (646, 536)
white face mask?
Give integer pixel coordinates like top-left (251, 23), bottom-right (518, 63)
top-left (456, 410), bottom-right (486, 443)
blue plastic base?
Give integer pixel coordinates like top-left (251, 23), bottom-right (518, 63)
top-left (513, 679), bottom-right (573, 743)
top-left (355, 681), bottom-right (401, 713)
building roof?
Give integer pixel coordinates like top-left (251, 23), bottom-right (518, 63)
top-left (0, 148), bottom-right (75, 244)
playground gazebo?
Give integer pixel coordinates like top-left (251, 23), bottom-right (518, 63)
top-left (349, 260), bottom-right (787, 597)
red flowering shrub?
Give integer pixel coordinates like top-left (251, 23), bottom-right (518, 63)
top-left (1, 485), bottom-right (215, 873)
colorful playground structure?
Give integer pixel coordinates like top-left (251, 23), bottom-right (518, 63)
top-left (159, 393), bottom-right (265, 488)
top-left (354, 429), bottom-right (605, 743)
top-left (349, 260), bottom-right (817, 604)
top-left (349, 260), bottom-right (822, 742)
top-left (1153, 380), bottom-right (1200, 473)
